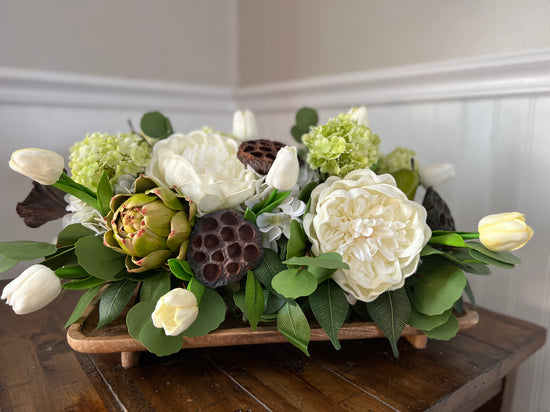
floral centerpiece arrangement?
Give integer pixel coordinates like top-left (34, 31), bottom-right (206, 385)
top-left (1, 107), bottom-right (533, 357)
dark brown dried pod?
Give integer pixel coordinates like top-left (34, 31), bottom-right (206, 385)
top-left (422, 187), bottom-right (456, 231)
top-left (16, 181), bottom-right (69, 228)
top-left (237, 139), bottom-right (286, 175)
top-left (187, 209), bottom-right (264, 288)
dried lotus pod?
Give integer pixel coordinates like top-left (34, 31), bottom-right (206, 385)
top-left (187, 209), bottom-right (264, 288)
top-left (237, 139), bottom-right (286, 175)
top-left (422, 187), bottom-right (456, 231)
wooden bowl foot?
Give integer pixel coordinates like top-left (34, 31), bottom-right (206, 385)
top-left (405, 334), bottom-right (428, 349)
top-left (121, 351), bottom-right (141, 368)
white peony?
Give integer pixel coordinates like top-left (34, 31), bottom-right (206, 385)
top-left (146, 131), bottom-right (261, 216)
top-left (303, 168), bottom-right (431, 302)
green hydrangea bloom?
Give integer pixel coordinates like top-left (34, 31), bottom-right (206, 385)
top-left (302, 114), bottom-right (380, 177)
top-left (69, 133), bottom-right (151, 191)
top-left (377, 147), bottom-right (417, 174)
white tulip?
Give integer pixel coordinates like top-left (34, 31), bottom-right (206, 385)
top-left (265, 146), bottom-right (300, 191)
top-left (1, 264), bottom-right (62, 315)
top-left (419, 163), bottom-right (456, 188)
top-left (152, 288), bottom-right (199, 336)
top-left (347, 106), bottom-right (369, 127)
top-left (9, 148), bottom-right (65, 185)
top-left (232, 110), bottom-right (258, 141)
top-left (478, 212), bottom-right (534, 252)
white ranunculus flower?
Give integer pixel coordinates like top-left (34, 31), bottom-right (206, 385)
top-left (146, 131), bottom-right (261, 216)
top-left (303, 168), bottom-right (431, 303)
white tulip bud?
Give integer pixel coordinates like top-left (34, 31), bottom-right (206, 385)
top-left (1, 264), bottom-right (62, 315)
top-left (9, 148), bottom-right (65, 185)
top-left (265, 146), bottom-right (300, 191)
top-left (151, 288), bottom-right (199, 336)
top-left (347, 106), bottom-right (369, 127)
top-left (419, 163), bottom-right (456, 188)
top-left (478, 212), bottom-right (534, 252)
top-left (232, 110), bottom-right (258, 141)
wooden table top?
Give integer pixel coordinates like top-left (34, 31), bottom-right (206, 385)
top-left (0, 280), bottom-right (546, 412)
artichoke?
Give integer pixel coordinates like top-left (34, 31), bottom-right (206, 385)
top-left (104, 176), bottom-right (196, 273)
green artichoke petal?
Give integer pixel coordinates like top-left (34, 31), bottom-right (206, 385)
top-left (142, 199), bottom-right (176, 237)
top-left (110, 194), bottom-right (129, 213)
top-left (166, 211), bottom-right (192, 251)
top-left (134, 175), bottom-right (160, 193)
top-left (114, 231), bottom-right (136, 256)
top-left (124, 193), bottom-right (157, 209)
top-left (188, 200), bottom-right (197, 225)
top-left (146, 187), bottom-right (185, 211)
top-left (132, 226), bottom-right (168, 257)
top-left (129, 249), bottom-right (173, 273)
top-left (176, 239), bottom-right (189, 260)
top-left (103, 230), bottom-right (125, 253)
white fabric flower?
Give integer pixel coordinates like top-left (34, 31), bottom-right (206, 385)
top-left (303, 168), bottom-right (431, 302)
top-left (62, 195), bottom-right (108, 236)
top-left (152, 288), bottom-right (199, 336)
top-left (256, 196), bottom-right (306, 249)
top-left (146, 131), bottom-right (261, 216)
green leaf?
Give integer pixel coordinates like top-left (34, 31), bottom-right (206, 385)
top-left (420, 245), bottom-right (445, 257)
top-left (245, 271), bottom-right (264, 330)
top-left (0, 241), bottom-right (56, 260)
top-left (53, 176), bottom-right (98, 211)
top-left (96, 172), bottom-right (114, 216)
top-left (182, 288), bottom-right (226, 337)
top-left (272, 268), bottom-right (317, 299)
top-left (390, 169), bottom-right (419, 200)
top-left (62, 276), bottom-right (105, 290)
top-left (64, 284), bottom-right (103, 328)
top-left (253, 249), bottom-right (286, 296)
top-left (408, 306), bottom-right (452, 332)
top-left (188, 276), bottom-right (206, 305)
top-left (367, 288), bottom-right (411, 358)
top-left (309, 279), bottom-right (349, 350)
top-left (298, 181), bottom-right (318, 203)
top-left (283, 253), bottom-right (350, 270)
top-left (256, 191), bottom-right (291, 216)
top-left (41, 246), bottom-right (77, 271)
top-left (286, 219), bottom-right (307, 261)
top-left (75, 236), bottom-right (125, 281)
top-left (244, 207), bottom-right (257, 224)
top-left (296, 107), bottom-right (318, 130)
top-left (140, 271), bottom-right (170, 303)
top-left (429, 233), bottom-right (468, 248)
top-left (467, 241), bottom-right (520, 266)
top-left (127, 301), bottom-right (156, 339)
top-left (291, 125), bottom-right (306, 143)
top-left (140, 321), bottom-right (183, 356)
top-left (413, 263), bottom-right (466, 316)
top-left (423, 314), bottom-right (459, 340)
top-left (277, 302), bottom-right (311, 356)
top-left (140, 111), bottom-right (174, 139)
top-left (233, 289), bottom-right (246, 314)
top-left (168, 259), bottom-right (193, 281)
top-left (97, 279), bottom-right (138, 329)
top-left (308, 265), bottom-right (336, 284)
top-left (55, 266), bottom-right (89, 279)
top-left (263, 290), bottom-right (286, 315)
top-left (461, 262), bottom-right (491, 275)
top-left (464, 279), bottom-right (476, 306)
top-left (0, 255), bottom-right (19, 273)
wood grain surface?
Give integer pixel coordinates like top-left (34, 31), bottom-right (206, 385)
top-left (0, 280), bottom-right (546, 412)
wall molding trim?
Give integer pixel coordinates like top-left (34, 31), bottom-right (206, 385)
top-left (235, 49), bottom-right (550, 112)
top-left (0, 67), bottom-right (235, 113)
top-left (2, 50), bottom-right (550, 114)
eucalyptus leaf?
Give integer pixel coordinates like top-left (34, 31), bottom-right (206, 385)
top-left (423, 314), bottom-right (459, 340)
top-left (309, 279), bottom-right (349, 350)
top-left (286, 219), bottom-right (307, 261)
top-left (140, 321), bottom-right (183, 357)
top-left (408, 306), bottom-right (452, 332)
top-left (0, 255), bottom-right (19, 273)
top-left (468, 250), bottom-right (515, 268)
top-left (253, 249), bottom-right (286, 296)
top-left (182, 288), bottom-right (226, 337)
top-left (263, 290), bottom-right (286, 315)
top-left (308, 265), bottom-right (336, 284)
top-left (57, 224), bottom-right (96, 246)
top-left (188, 276), bottom-right (205, 305)
top-left (62, 276), bottom-right (105, 290)
top-left (413, 263), bottom-right (466, 316)
top-left (0, 241), bottom-right (56, 260)
top-left (140, 271), bottom-right (171, 303)
top-left (467, 241), bottom-right (520, 266)
top-left (291, 125), bottom-right (306, 143)
top-left (96, 172), bottom-right (114, 216)
top-left (233, 289), bottom-right (246, 315)
top-left (245, 271), bottom-right (264, 330)
top-left (127, 301), bottom-right (156, 339)
top-left (76, 236), bottom-right (126, 280)
top-left (168, 259), bottom-right (193, 281)
top-left (277, 302), bottom-right (311, 356)
top-left (97, 279), bottom-right (138, 329)
top-left (64, 284), bottom-right (103, 328)
top-left (272, 268), bottom-right (317, 299)
top-left (140, 111), bottom-right (174, 139)
top-left (367, 288), bottom-right (410, 357)
top-left (283, 253), bottom-right (349, 270)
top-left (295, 107), bottom-right (318, 130)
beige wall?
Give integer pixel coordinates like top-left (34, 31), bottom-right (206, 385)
top-left (0, 0), bottom-right (236, 86)
top-left (237, 0), bottom-right (550, 85)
